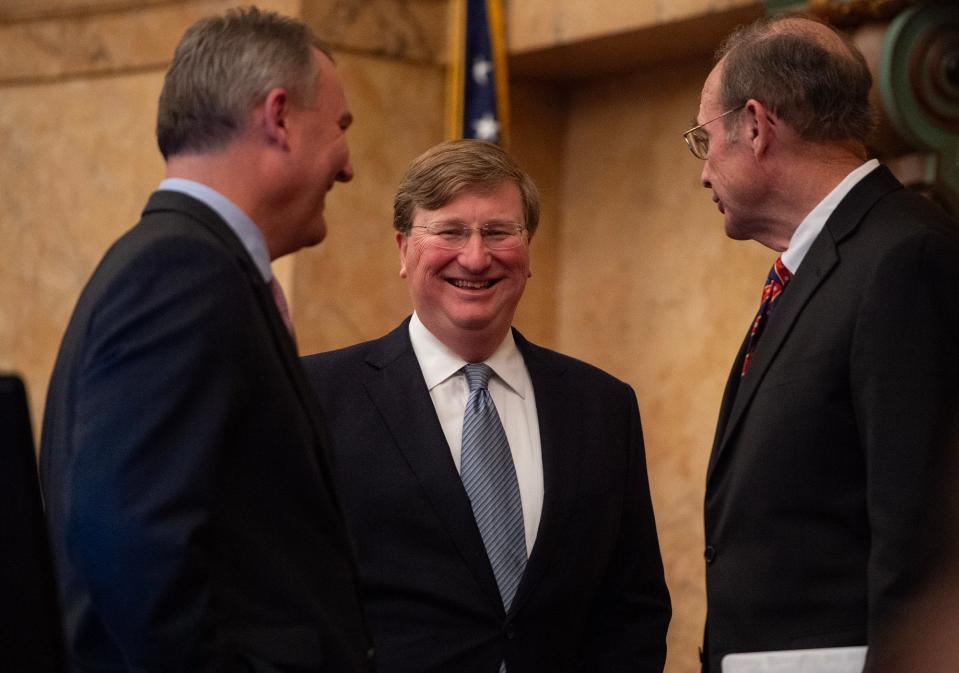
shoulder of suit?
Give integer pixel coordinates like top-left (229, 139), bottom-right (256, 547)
top-left (301, 327), bottom-right (406, 380)
top-left (852, 186), bottom-right (959, 251)
top-left (516, 333), bottom-right (634, 394)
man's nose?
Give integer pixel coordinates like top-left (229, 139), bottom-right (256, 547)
top-left (457, 230), bottom-right (492, 269)
top-left (337, 155), bottom-right (354, 183)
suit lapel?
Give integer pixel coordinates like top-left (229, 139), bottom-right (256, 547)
top-left (706, 338), bottom-right (747, 481)
top-left (142, 191), bottom-right (348, 522)
top-left (509, 331), bottom-right (581, 615)
top-left (706, 167), bottom-right (903, 485)
top-left (361, 322), bottom-right (504, 612)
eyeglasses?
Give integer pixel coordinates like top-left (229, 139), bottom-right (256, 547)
top-left (682, 104), bottom-right (745, 160)
top-left (411, 222), bottom-right (527, 250)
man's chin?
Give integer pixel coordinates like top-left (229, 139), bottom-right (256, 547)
top-left (305, 219), bottom-right (328, 247)
top-left (723, 217), bottom-right (750, 241)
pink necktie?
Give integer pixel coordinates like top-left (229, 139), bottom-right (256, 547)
top-left (269, 276), bottom-right (296, 341)
top-left (741, 256), bottom-right (792, 377)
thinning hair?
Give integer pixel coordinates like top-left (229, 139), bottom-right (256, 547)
top-left (156, 6), bottom-right (332, 159)
top-left (393, 139), bottom-right (540, 236)
top-left (716, 15), bottom-right (876, 144)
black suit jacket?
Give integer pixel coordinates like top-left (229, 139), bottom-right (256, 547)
top-left (703, 167), bottom-right (959, 670)
top-left (40, 191), bottom-right (372, 673)
top-left (302, 322), bottom-right (670, 673)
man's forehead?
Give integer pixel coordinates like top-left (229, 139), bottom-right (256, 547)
top-left (412, 183), bottom-right (522, 217)
top-left (698, 61), bottom-right (724, 117)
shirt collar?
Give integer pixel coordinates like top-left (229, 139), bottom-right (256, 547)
top-left (780, 158), bottom-right (880, 274)
top-left (408, 312), bottom-right (528, 398)
top-left (159, 178), bottom-right (272, 282)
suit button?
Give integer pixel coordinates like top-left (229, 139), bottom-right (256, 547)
top-left (704, 546), bottom-right (717, 564)
top-left (505, 622), bottom-right (516, 639)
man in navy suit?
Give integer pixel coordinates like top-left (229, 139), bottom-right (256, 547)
top-left (302, 139), bottom-right (670, 673)
top-left (684, 15), bottom-right (959, 671)
top-left (41, 8), bottom-right (371, 672)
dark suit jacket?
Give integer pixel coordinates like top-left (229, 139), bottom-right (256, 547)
top-left (302, 323), bottom-right (670, 673)
top-left (40, 191), bottom-right (372, 673)
top-left (703, 167), bottom-right (959, 671)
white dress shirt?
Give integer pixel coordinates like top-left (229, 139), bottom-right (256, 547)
top-left (408, 312), bottom-right (544, 554)
top-left (781, 159), bottom-right (880, 273)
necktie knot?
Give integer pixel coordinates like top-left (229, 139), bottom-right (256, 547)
top-left (763, 256), bottom-right (792, 300)
top-left (741, 256), bottom-right (792, 377)
top-left (464, 363), bottom-right (493, 392)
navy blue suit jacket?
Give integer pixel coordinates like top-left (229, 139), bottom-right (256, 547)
top-left (703, 167), bottom-right (959, 670)
top-left (41, 191), bottom-right (371, 673)
top-left (302, 322), bottom-right (670, 673)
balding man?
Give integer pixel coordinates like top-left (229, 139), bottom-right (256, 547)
top-left (684, 15), bottom-right (959, 671)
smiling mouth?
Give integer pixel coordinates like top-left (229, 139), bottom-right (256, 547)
top-left (448, 278), bottom-right (499, 289)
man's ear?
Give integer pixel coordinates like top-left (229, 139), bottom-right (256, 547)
top-left (746, 98), bottom-right (775, 159)
top-left (262, 87), bottom-right (291, 148)
top-left (396, 231), bottom-right (409, 278)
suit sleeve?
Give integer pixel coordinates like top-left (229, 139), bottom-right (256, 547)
top-left (851, 225), bottom-right (959, 639)
top-left (581, 385), bottom-right (671, 672)
top-left (67, 238), bottom-right (253, 672)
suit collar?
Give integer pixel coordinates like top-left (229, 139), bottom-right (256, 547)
top-left (408, 313), bottom-right (529, 398)
top-left (506, 331), bottom-right (580, 615)
top-left (143, 190), bottom-right (255, 271)
top-left (707, 166), bottom-right (903, 484)
top-left (363, 322), bottom-right (581, 616)
top-left (157, 179), bottom-right (271, 281)
top-left (362, 321), bottom-right (506, 613)
top-left (781, 159), bottom-right (880, 273)
top-left (142, 190), bottom-right (347, 523)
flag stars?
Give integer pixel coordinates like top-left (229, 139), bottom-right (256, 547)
top-left (472, 56), bottom-right (492, 86)
top-left (472, 113), bottom-right (500, 142)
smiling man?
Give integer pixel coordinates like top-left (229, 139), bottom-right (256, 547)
top-left (302, 139), bottom-right (670, 673)
top-left (41, 8), bottom-right (370, 672)
top-left (686, 15), bottom-right (959, 672)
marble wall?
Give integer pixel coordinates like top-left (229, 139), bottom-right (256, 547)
top-left (0, 0), bottom-right (446, 427)
top-left (1, 1), bottom-right (776, 672)
top-left (543, 61), bottom-right (774, 672)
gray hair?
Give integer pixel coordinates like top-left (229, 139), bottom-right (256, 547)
top-left (716, 16), bottom-right (876, 144)
top-left (156, 6), bottom-right (332, 159)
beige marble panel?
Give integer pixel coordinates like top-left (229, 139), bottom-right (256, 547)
top-left (508, 0), bottom-right (762, 54)
top-left (303, 0), bottom-right (446, 64)
top-left (556, 59), bottom-right (774, 673)
top-left (508, 79), bottom-right (567, 346)
top-left (0, 0), bottom-right (299, 84)
top-left (0, 71), bottom-right (166, 428)
top-left (509, 4), bottom-right (765, 81)
top-left (0, 0), bottom-right (169, 21)
top-left (0, 0), bottom-right (300, 427)
top-left (291, 52), bottom-right (446, 354)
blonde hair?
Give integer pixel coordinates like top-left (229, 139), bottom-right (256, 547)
top-left (393, 140), bottom-right (540, 236)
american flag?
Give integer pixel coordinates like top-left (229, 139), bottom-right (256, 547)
top-left (446, 0), bottom-right (509, 146)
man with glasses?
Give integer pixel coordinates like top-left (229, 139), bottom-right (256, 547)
top-left (685, 15), bottom-right (959, 672)
top-left (301, 139), bottom-right (670, 673)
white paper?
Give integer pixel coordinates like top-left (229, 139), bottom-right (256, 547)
top-left (722, 646), bottom-right (867, 673)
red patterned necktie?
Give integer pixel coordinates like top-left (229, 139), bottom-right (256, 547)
top-left (741, 256), bottom-right (792, 377)
top-left (268, 276), bottom-right (296, 341)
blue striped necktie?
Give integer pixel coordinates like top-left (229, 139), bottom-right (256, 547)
top-left (460, 363), bottom-right (527, 614)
